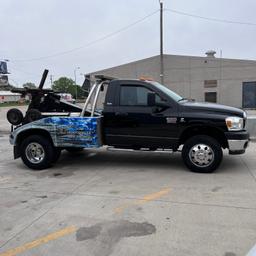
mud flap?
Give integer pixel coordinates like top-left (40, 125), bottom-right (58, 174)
top-left (14, 146), bottom-right (21, 159)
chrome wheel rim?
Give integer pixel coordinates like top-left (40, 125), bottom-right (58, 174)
top-left (189, 144), bottom-right (214, 167)
top-left (25, 142), bottom-right (45, 164)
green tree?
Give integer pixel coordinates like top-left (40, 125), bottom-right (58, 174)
top-left (22, 82), bottom-right (36, 89)
top-left (52, 77), bottom-right (84, 98)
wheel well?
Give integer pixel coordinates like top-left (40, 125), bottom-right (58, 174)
top-left (179, 126), bottom-right (228, 149)
top-left (15, 129), bottom-right (54, 157)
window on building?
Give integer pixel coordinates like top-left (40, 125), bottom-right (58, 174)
top-left (120, 85), bottom-right (164, 106)
top-left (204, 80), bottom-right (217, 88)
top-left (243, 82), bottom-right (256, 108)
top-left (205, 92), bottom-right (217, 103)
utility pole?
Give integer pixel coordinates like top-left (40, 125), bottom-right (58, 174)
top-left (74, 67), bottom-right (80, 100)
top-left (50, 75), bottom-right (53, 87)
top-left (159, 0), bottom-right (164, 84)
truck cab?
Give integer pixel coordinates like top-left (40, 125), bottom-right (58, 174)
top-left (8, 75), bottom-right (250, 173)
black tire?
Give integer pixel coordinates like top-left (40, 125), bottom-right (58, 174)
top-left (7, 108), bottom-right (24, 125)
top-left (25, 109), bottom-right (42, 123)
top-left (182, 135), bottom-right (223, 173)
top-left (20, 135), bottom-right (54, 170)
top-left (52, 148), bottom-right (62, 163)
top-left (65, 147), bottom-right (84, 153)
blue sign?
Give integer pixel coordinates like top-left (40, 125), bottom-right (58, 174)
top-left (0, 61), bottom-right (8, 74)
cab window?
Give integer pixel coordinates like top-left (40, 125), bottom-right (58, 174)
top-left (120, 85), bottom-right (165, 106)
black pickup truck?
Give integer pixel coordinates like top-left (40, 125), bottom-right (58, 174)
top-left (8, 75), bottom-right (249, 173)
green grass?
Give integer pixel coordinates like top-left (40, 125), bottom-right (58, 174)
top-left (0, 102), bottom-right (29, 107)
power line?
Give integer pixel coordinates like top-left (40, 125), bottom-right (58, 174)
top-left (165, 8), bottom-right (256, 26)
top-left (11, 9), bottom-right (159, 63)
top-left (9, 66), bottom-right (40, 78)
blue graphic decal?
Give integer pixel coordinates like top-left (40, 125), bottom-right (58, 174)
top-left (11, 116), bottom-right (102, 148)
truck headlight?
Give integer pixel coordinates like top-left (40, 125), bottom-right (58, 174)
top-left (225, 116), bottom-right (244, 131)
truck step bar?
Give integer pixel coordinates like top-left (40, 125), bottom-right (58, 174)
top-left (106, 147), bottom-right (174, 154)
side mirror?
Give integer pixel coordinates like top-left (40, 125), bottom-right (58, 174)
top-left (147, 92), bottom-right (156, 107)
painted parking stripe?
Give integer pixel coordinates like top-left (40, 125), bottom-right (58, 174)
top-left (115, 187), bottom-right (171, 214)
top-left (0, 226), bottom-right (77, 256)
top-left (0, 188), bottom-right (170, 255)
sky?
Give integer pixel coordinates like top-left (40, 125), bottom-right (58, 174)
top-left (1, 0), bottom-right (256, 87)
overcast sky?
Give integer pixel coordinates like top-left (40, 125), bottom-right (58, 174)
top-left (1, 0), bottom-right (256, 87)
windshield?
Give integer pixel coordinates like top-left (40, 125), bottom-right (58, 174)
top-left (149, 81), bottom-right (183, 102)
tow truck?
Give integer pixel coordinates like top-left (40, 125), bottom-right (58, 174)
top-left (7, 72), bottom-right (249, 173)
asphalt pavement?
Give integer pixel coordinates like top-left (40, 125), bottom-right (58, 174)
top-left (0, 105), bottom-right (256, 256)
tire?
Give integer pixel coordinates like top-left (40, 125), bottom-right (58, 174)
top-left (182, 135), bottom-right (223, 173)
top-left (24, 109), bottom-right (42, 123)
top-left (7, 108), bottom-right (24, 125)
top-left (65, 147), bottom-right (84, 153)
top-left (20, 135), bottom-right (54, 170)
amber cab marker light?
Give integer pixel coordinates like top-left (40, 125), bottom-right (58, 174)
top-left (139, 76), bottom-right (154, 81)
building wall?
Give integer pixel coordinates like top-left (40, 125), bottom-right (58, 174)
top-left (90, 54), bottom-right (256, 108)
top-left (0, 94), bottom-right (21, 103)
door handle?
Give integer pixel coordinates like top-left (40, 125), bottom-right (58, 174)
top-left (115, 112), bottom-right (128, 116)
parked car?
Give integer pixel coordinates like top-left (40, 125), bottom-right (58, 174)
top-left (7, 74), bottom-right (249, 173)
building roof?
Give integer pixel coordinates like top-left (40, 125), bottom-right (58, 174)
top-left (89, 53), bottom-right (256, 75)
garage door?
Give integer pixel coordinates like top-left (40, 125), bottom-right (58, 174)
top-left (243, 82), bottom-right (256, 108)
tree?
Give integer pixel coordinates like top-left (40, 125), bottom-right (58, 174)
top-left (22, 82), bottom-right (36, 89)
top-left (52, 77), bottom-right (84, 98)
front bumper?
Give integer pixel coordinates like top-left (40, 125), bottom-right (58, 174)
top-left (225, 131), bottom-right (250, 155)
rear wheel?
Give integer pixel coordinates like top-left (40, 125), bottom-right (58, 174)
top-left (182, 135), bottom-right (223, 173)
top-left (20, 135), bottom-right (54, 170)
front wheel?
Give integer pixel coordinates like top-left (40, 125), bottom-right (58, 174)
top-left (182, 135), bottom-right (223, 173)
top-left (20, 135), bottom-right (54, 170)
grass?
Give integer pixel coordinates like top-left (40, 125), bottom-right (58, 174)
top-left (0, 102), bottom-right (29, 107)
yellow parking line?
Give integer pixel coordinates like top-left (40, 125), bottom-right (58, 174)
top-left (1, 189), bottom-right (171, 255)
top-left (137, 188), bottom-right (171, 203)
top-left (114, 188), bottom-right (171, 214)
top-left (0, 226), bottom-right (77, 256)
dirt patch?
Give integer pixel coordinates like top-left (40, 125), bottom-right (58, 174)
top-left (53, 173), bottom-right (63, 177)
top-left (224, 252), bottom-right (236, 256)
top-left (76, 220), bottom-right (156, 256)
top-left (211, 186), bottom-right (222, 192)
top-left (36, 195), bottom-right (48, 199)
top-left (76, 224), bottom-right (102, 241)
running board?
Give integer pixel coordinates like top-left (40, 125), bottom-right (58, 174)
top-left (106, 147), bottom-right (174, 154)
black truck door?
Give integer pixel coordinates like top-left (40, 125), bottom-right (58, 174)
top-left (103, 82), bottom-right (179, 149)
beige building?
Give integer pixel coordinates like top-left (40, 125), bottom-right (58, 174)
top-left (90, 51), bottom-right (256, 109)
